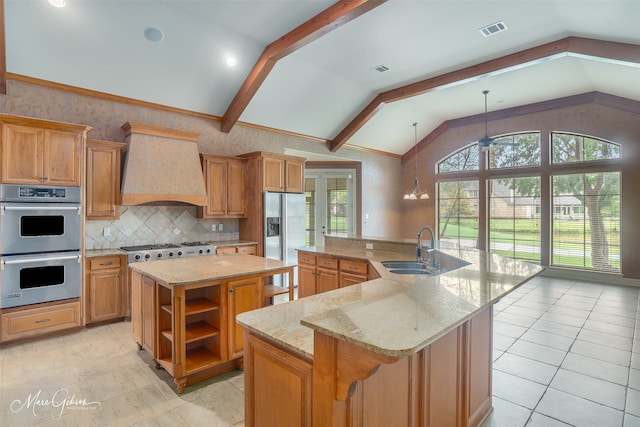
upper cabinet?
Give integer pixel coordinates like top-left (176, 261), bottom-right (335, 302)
top-left (0, 115), bottom-right (90, 186)
top-left (197, 154), bottom-right (248, 218)
top-left (241, 151), bottom-right (305, 193)
top-left (86, 139), bottom-right (126, 220)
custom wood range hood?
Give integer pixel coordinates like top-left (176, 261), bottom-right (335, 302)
top-left (120, 122), bottom-right (207, 206)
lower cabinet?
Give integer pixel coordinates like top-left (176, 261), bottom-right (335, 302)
top-left (298, 251), bottom-right (370, 298)
top-left (228, 276), bottom-right (262, 359)
top-left (130, 267), bottom-right (286, 393)
top-left (156, 280), bottom-right (224, 393)
top-left (85, 255), bottom-right (126, 324)
top-left (244, 332), bottom-right (313, 427)
top-left (1, 299), bottom-right (81, 343)
top-left (216, 244), bottom-right (257, 255)
top-left (243, 306), bottom-right (493, 427)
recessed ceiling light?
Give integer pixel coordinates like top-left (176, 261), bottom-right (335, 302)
top-left (48, 0), bottom-right (66, 7)
top-left (479, 21), bottom-right (508, 37)
top-left (144, 27), bottom-right (164, 42)
top-left (226, 56), bottom-right (238, 67)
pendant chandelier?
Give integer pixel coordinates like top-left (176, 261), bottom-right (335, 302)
top-left (403, 122), bottom-right (429, 200)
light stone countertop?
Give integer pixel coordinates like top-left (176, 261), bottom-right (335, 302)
top-left (236, 243), bottom-right (544, 360)
top-left (85, 248), bottom-right (126, 258)
top-left (128, 254), bottom-right (295, 286)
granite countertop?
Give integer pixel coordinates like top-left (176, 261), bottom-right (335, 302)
top-left (236, 243), bottom-right (544, 360)
top-left (128, 254), bottom-right (295, 286)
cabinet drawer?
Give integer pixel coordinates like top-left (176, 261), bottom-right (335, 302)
top-left (340, 259), bottom-right (368, 275)
top-left (317, 256), bottom-right (338, 270)
top-left (217, 246), bottom-right (238, 255)
top-left (237, 245), bottom-right (256, 255)
top-left (298, 252), bottom-right (316, 266)
top-left (88, 256), bottom-right (122, 270)
top-left (1, 300), bottom-right (81, 341)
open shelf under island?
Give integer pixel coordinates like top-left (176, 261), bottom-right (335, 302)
top-left (237, 235), bottom-right (544, 427)
top-left (129, 254), bottom-right (295, 393)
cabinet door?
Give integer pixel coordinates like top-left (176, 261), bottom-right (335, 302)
top-left (203, 157), bottom-right (227, 217)
top-left (216, 246), bottom-right (237, 255)
top-left (339, 272), bottom-right (367, 288)
top-left (44, 129), bottom-right (82, 186)
top-left (1, 123), bottom-right (43, 184)
top-left (285, 159), bottom-right (304, 193)
top-left (263, 157), bottom-right (284, 191)
top-left (316, 268), bottom-right (339, 294)
top-left (131, 271), bottom-right (143, 347)
top-left (298, 264), bottom-right (317, 298)
top-left (88, 269), bottom-right (122, 322)
top-left (86, 142), bottom-right (122, 219)
top-left (237, 245), bottom-right (256, 255)
top-left (142, 276), bottom-right (156, 354)
top-left (226, 159), bottom-right (246, 216)
top-left (228, 277), bottom-right (262, 359)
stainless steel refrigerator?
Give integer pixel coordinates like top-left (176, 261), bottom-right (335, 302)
top-left (264, 191), bottom-right (306, 287)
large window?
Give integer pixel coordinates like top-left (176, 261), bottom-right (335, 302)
top-left (436, 132), bottom-right (622, 274)
top-left (489, 177), bottom-right (541, 263)
top-left (438, 180), bottom-right (479, 247)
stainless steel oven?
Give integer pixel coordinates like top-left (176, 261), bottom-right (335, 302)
top-left (1, 251), bottom-right (82, 308)
top-left (1, 184), bottom-right (81, 255)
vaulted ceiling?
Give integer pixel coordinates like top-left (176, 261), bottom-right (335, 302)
top-left (3, 0), bottom-right (640, 156)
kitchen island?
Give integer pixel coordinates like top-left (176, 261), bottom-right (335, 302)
top-left (237, 236), bottom-right (543, 427)
top-left (129, 254), bottom-right (295, 393)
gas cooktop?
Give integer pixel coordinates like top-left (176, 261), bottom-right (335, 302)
top-left (120, 242), bottom-right (216, 262)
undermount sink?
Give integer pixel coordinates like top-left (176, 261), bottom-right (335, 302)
top-left (381, 261), bottom-right (436, 275)
top-left (382, 261), bottom-right (430, 270)
top-left (386, 268), bottom-right (433, 275)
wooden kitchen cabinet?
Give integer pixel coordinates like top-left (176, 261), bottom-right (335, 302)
top-left (85, 255), bottom-right (126, 324)
top-left (228, 276), bottom-right (262, 359)
top-left (131, 271), bottom-right (156, 353)
top-left (239, 152), bottom-right (306, 257)
top-left (297, 252), bottom-right (317, 298)
top-left (197, 154), bottom-right (247, 218)
top-left (298, 251), bottom-right (367, 297)
top-left (244, 332), bottom-right (313, 427)
top-left (216, 244), bottom-right (257, 255)
top-left (0, 115), bottom-right (89, 186)
top-left (86, 140), bottom-right (125, 220)
top-left (156, 280), bottom-right (224, 393)
top-left (1, 299), bottom-right (82, 343)
top-left (316, 256), bottom-right (339, 294)
top-left (339, 259), bottom-right (368, 288)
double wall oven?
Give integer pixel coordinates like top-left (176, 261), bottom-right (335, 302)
top-left (0, 184), bottom-right (82, 308)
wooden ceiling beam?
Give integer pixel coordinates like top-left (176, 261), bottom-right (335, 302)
top-left (221, 0), bottom-right (387, 133)
top-left (329, 37), bottom-right (640, 152)
top-left (0, 0), bottom-right (6, 95)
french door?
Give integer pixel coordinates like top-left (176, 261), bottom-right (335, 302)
top-left (305, 170), bottom-right (356, 247)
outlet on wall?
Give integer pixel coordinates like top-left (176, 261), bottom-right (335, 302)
top-left (103, 227), bottom-right (110, 237)
top-left (218, 223), bottom-right (224, 231)
top-left (211, 224), bottom-right (217, 231)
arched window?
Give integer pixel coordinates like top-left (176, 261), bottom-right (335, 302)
top-left (436, 132), bottom-right (621, 274)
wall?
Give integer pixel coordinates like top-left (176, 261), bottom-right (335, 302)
top-left (401, 95), bottom-right (640, 278)
top-left (0, 78), bottom-right (405, 247)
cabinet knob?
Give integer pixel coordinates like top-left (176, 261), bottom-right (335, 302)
top-left (230, 289), bottom-right (234, 293)
top-left (99, 262), bottom-right (113, 266)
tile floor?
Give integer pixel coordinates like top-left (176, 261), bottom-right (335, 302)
top-left (0, 276), bottom-right (638, 426)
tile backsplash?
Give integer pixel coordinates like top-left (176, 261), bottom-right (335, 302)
top-left (85, 206), bottom-right (239, 250)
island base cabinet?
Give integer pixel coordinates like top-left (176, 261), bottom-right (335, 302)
top-left (244, 332), bottom-right (313, 427)
top-left (244, 306), bottom-right (493, 427)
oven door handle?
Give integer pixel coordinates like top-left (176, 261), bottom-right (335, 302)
top-left (2, 205), bottom-right (81, 215)
top-left (2, 254), bottom-right (81, 268)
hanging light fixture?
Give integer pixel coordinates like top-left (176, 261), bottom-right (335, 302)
top-left (403, 122), bottom-right (429, 200)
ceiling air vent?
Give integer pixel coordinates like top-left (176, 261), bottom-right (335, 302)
top-left (371, 64), bottom-right (390, 73)
top-left (479, 21), bottom-right (508, 37)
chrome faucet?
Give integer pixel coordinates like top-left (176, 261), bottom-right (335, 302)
top-left (417, 226), bottom-right (435, 264)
